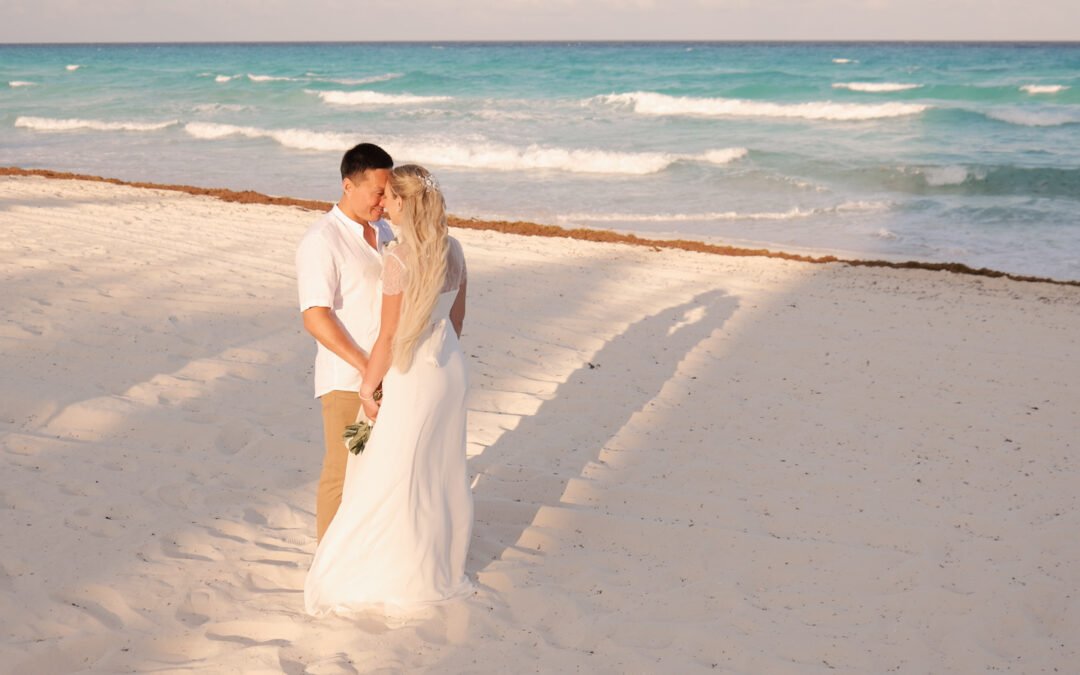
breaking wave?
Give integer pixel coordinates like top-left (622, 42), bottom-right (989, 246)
top-left (983, 107), bottom-right (1080, 127)
top-left (597, 92), bottom-right (929, 121)
top-left (15, 116), bottom-right (179, 132)
top-left (832, 82), bottom-right (923, 93)
top-left (556, 201), bottom-right (889, 224)
top-left (312, 90), bottom-right (452, 105)
top-left (318, 73), bottom-right (403, 85)
top-left (1020, 84), bottom-right (1069, 95)
top-left (182, 122), bottom-right (748, 174)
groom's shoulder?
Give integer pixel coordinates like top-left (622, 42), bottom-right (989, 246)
top-left (299, 209), bottom-right (340, 244)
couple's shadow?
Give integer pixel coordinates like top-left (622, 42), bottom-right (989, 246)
top-left (467, 288), bottom-right (736, 572)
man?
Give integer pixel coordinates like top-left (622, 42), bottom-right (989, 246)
top-left (296, 142), bottom-right (393, 541)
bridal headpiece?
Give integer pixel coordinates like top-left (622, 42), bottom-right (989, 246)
top-left (420, 173), bottom-right (440, 193)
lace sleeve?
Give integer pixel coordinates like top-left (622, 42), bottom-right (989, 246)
top-left (382, 249), bottom-right (407, 296)
top-left (444, 237), bottom-right (467, 293)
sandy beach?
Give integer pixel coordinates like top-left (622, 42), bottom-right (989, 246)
top-left (2, 173), bottom-right (1078, 673)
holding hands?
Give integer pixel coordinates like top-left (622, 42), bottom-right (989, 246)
top-left (359, 385), bottom-right (382, 421)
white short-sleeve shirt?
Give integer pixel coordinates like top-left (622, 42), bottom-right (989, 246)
top-left (296, 205), bottom-right (394, 398)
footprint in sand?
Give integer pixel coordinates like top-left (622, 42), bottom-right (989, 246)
top-left (53, 584), bottom-right (151, 632)
top-left (243, 569), bottom-right (304, 594)
top-left (176, 587), bottom-right (216, 626)
top-left (159, 531), bottom-right (226, 562)
top-left (1, 433), bottom-right (50, 456)
top-left (203, 618), bottom-right (299, 647)
top-left (153, 479), bottom-right (203, 510)
top-left (215, 419), bottom-right (256, 455)
top-left (242, 502), bottom-right (309, 530)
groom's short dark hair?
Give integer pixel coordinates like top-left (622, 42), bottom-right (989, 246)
top-left (340, 143), bottom-right (393, 180)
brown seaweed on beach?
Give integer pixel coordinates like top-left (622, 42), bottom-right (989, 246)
top-left (3, 166), bottom-right (1076, 288)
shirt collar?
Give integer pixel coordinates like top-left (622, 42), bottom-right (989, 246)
top-left (331, 205), bottom-right (393, 251)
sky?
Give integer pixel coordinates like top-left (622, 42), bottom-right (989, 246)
top-left (1, 0), bottom-right (1078, 43)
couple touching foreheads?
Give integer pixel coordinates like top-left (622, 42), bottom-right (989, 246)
top-left (296, 143), bottom-right (472, 615)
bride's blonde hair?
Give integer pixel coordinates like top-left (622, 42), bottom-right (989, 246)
top-left (389, 164), bottom-right (448, 371)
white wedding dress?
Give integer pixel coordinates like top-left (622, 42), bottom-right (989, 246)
top-left (305, 238), bottom-right (473, 615)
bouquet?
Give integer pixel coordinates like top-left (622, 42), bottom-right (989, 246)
top-left (342, 388), bottom-right (381, 455)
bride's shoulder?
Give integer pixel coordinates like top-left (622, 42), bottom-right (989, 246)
top-left (385, 239), bottom-right (412, 259)
top-left (447, 235), bottom-right (465, 257)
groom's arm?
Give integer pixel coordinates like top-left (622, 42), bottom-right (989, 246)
top-left (296, 228), bottom-right (368, 375)
top-left (302, 307), bottom-right (369, 376)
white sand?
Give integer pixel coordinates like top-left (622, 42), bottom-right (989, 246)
top-left (1, 175), bottom-right (1078, 672)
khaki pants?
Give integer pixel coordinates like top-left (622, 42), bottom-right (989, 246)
top-left (317, 390), bottom-right (361, 541)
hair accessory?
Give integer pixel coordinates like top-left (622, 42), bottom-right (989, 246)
top-left (420, 173), bottom-right (440, 192)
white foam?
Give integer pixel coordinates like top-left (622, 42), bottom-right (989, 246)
top-left (700, 148), bottom-right (749, 165)
top-left (598, 92), bottom-right (928, 121)
top-left (557, 201), bottom-right (888, 224)
top-left (66, 64), bottom-right (80, 71)
top-left (833, 82), bottom-right (922, 93)
top-left (246, 74), bottom-right (299, 82)
top-left (473, 109), bottom-right (537, 122)
top-left (394, 142), bottom-right (749, 174)
top-left (181, 121), bottom-right (746, 175)
top-left (183, 122), bottom-right (354, 151)
top-left (320, 73), bottom-right (403, 86)
top-left (832, 58), bottom-right (858, 64)
top-left (312, 90), bottom-right (452, 105)
top-left (922, 166), bottom-right (976, 186)
top-left (8, 81), bottom-right (36, 87)
top-left (15, 116), bottom-right (179, 133)
top-left (985, 108), bottom-right (1080, 127)
top-left (215, 75), bottom-right (234, 83)
top-left (394, 141), bottom-right (667, 174)
top-left (192, 103), bottom-right (252, 113)
top-left (1020, 84), bottom-right (1069, 95)
top-left (876, 228), bottom-right (900, 240)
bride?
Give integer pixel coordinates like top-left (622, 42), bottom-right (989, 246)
top-left (305, 164), bottom-right (473, 615)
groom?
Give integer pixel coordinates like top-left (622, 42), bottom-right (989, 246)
top-left (296, 142), bottom-right (394, 541)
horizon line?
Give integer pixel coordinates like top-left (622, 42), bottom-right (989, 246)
top-left (3, 39), bottom-right (1080, 46)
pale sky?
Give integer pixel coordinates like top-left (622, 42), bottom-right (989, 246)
top-left (1, 0), bottom-right (1078, 43)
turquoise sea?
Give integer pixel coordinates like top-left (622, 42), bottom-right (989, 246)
top-left (2, 42), bottom-right (1079, 279)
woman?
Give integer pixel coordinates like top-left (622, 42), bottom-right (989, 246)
top-left (305, 165), bottom-right (473, 615)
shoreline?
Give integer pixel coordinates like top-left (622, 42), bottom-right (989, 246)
top-left (3, 165), bottom-right (1078, 288)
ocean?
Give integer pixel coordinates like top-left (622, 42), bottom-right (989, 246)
top-left (2, 42), bottom-right (1079, 280)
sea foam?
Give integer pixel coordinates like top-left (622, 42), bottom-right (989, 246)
top-left (833, 82), bottom-right (922, 93)
top-left (320, 73), bottom-right (403, 85)
top-left (598, 92), bottom-right (928, 121)
top-left (8, 81), bottom-right (36, 87)
top-left (557, 201), bottom-right (888, 224)
top-left (312, 90), bottom-right (452, 105)
top-left (246, 74), bottom-right (300, 82)
top-left (922, 166), bottom-right (984, 186)
top-left (1020, 84), bottom-right (1069, 95)
top-left (184, 122), bottom-right (354, 151)
top-left (985, 108), bottom-right (1080, 127)
top-left (16, 116), bottom-right (179, 132)
top-left (182, 121), bottom-right (747, 174)
top-left (66, 64), bottom-right (80, 71)
top-left (192, 103), bottom-right (253, 113)
top-left (701, 148), bottom-right (749, 165)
